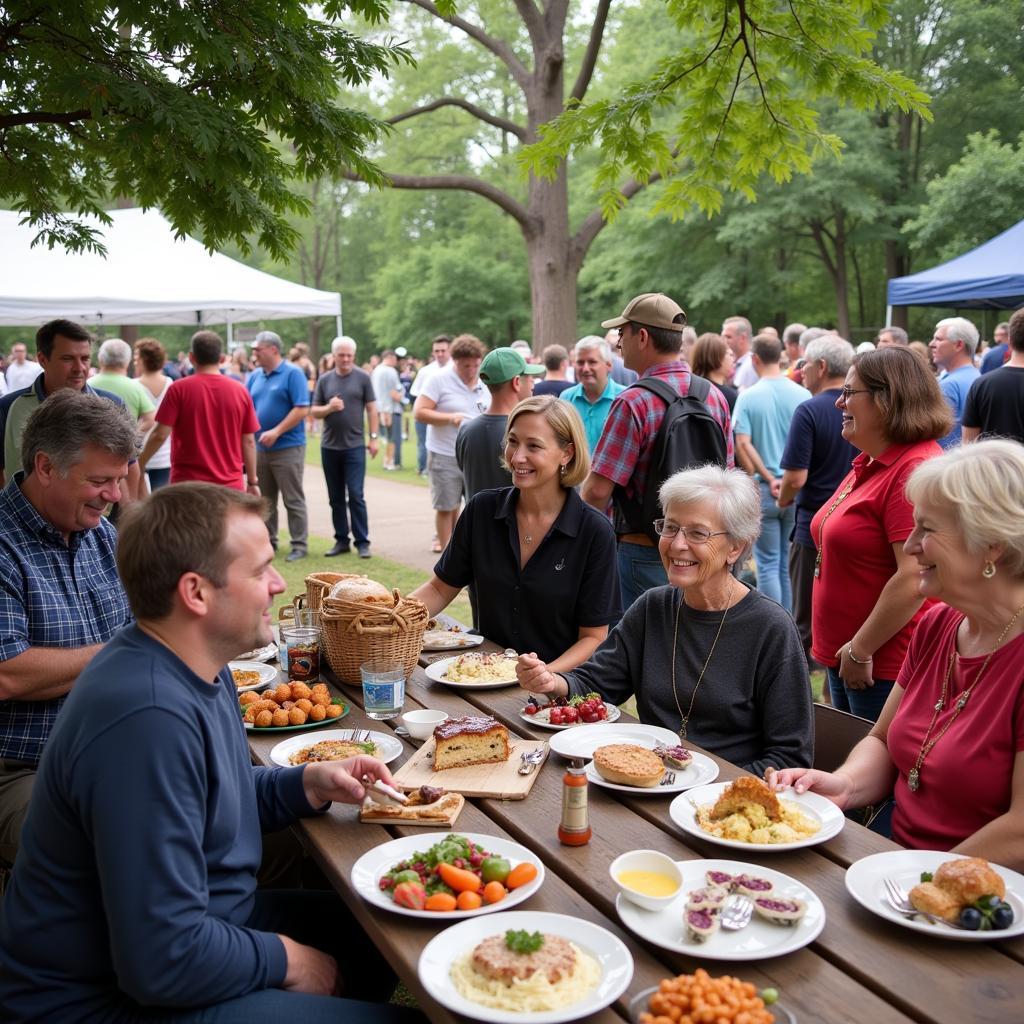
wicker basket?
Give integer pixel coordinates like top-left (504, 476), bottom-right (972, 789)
top-left (319, 589), bottom-right (429, 684)
top-left (304, 572), bottom-right (361, 614)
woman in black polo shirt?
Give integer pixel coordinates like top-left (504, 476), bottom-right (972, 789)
top-left (411, 396), bottom-right (620, 670)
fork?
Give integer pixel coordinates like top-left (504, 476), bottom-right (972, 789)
top-left (721, 895), bottom-right (753, 931)
top-left (883, 877), bottom-right (965, 929)
top-left (659, 771), bottom-right (677, 787)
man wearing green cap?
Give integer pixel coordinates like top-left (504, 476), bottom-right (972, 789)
top-left (456, 348), bottom-right (543, 501)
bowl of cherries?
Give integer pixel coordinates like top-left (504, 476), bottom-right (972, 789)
top-left (521, 693), bottom-right (616, 728)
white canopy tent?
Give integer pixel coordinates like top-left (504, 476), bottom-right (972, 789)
top-left (0, 208), bottom-right (341, 341)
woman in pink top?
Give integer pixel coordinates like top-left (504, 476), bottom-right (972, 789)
top-left (775, 441), bottom-right (1024, 870)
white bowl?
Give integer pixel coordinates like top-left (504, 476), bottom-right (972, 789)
top-left (609, 849), bottom-right (683, 911)
top-left (402, 709), bottom-right (449, 741)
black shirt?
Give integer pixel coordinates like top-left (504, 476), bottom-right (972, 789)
top-left (962, 366), bottom-right (1024, 444)
top-left (435, 487), bottom-right (621, 662)
top-left (455, 414), bottom-right (512, 499)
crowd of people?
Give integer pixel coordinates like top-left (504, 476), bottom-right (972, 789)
top-left (0, 302), bottom-right (1021, 1019)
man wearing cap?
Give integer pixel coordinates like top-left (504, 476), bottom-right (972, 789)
top-left (456, 348), bottom-right (542, 500)
top-left (559, 336), bottom-right (626, 454)
top-left (247, 331), bottom-right (310, 562)
top-left (581, 293), bottom-right (733, 608)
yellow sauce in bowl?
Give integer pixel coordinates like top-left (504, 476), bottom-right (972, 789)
top-left (617, 870), bottom-right (679, 898)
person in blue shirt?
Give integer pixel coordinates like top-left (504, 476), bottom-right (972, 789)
top-left (247, 331), bottom-right (311, 561)
top-left (929, 317), bottom-right (980, 449)
top-left (560, 336), bottom-right (626, 454)
top-left (0, 483), bottom-right (417, 1024)
top-left (980, 320), bottom-right (1010, 374)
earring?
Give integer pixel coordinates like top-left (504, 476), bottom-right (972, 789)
top-left (983, 561), bottom-right (997, 579)
top-left (559, 464), bottom-right (566, 475)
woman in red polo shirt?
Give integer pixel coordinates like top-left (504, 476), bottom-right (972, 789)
top-left (774, 441), bottom-right (1024, 868)
top-left (810, 347), bottom-right (951, 720)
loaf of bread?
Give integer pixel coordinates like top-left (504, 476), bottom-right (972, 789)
top-left (432, 715), bottom-right (510, 771)
top-left (328, 575), bottom-right (393, 605)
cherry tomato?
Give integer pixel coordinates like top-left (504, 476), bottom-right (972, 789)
top-left (523, 704), bottom-right (538, 715)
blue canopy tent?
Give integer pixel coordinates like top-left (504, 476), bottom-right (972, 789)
top-left (886, 219), bottom-right (1024, 321)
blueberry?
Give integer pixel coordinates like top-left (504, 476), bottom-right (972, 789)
top-left (960, 907), bottom-right (983, 930)
top-left (992, 905), bottom-right (1014, 930)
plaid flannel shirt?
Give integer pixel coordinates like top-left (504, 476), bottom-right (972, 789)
top-left (590, 361), bottom-right (734, 503)
top-left (0, 474), bottom-right (132, 764)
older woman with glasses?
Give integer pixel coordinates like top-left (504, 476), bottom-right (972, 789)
top-left (774, 441), bottom-right (1024, 868)
top-left (517, 465), bottom-right (812, 775)
top-left (811, 347), bottom-right (952, 720)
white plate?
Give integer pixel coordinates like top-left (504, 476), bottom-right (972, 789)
top-left (422, 630), bottom-right (485, 651)
top-left (268, 729), bottom-right (404, 768)
top-left (845, 850), bottom-right (1024, 941)
top-left (616, 858), bottom-right (825, 960)
top-left (669, 782), bottom-right (845, 852)
top-left (229, 660), bottom-right (279, 692)
top-left (629, 986), bottom-right (795, 1024)
top-left (548, 722), bottom-right (679, 761)
top-left (418, 910), bottom-right (634, 1024)
top-left (235, 642), bottom-right (278, 663)
top-left (586, 752), bottom-right (719, 795)
top-left (351, 832), bottom-right (544, 920)
top-left (519, 703), bottom-right (622, 731)
top-left (425, 654), bottom-right (520, 689)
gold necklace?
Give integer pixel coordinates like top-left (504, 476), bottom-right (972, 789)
top-left (670, 584), bottom-right (735, 741)
top-left (907, 602), bottom-right (1024, 792)
top-left (813, 480), bottom-right (854, 579)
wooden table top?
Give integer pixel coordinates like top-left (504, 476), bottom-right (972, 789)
top-left (246, 642), bottom-right (1024, 1024)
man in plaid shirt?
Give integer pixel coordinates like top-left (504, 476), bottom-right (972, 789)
top-left (581, 293), bottom-right (733, 608)
top-left (0, 391), bottom-right (136, 864)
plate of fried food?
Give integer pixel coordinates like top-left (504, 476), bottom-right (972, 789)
top-left (845, 850), bottom-right (1024, 940)
top-left (269, 728), bottom-right (404, 767)
top-left (426, 652), bottom-right (520, 689)
top-left (670, 777), bottom-right (844, 851)
top-left (230, 660), bottom-right (279, 692)
top-left (422, 621), bottom-right (485, 652)
top-left (418, 910), bottom-right (633, 1023)
top-left (630, 971), bottom-right (794, 1024)
top-left (240, 680), bottom-right (349, 731)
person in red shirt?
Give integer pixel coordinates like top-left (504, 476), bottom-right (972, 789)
top-left (809, 347), bottom-right (951, 720)
top-left (774, 440), bottom-right (1024, 869)
top-left (139, 331), bottom-right (261, 494)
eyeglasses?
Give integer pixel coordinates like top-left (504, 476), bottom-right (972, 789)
top-left (840, 386), bottom-right (873, 399)
top-left (652, 520), bottom-right (728, 543)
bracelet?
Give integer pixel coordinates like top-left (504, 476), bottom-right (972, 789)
top-left (248, 479), bottom-right (259, 487)
top-left (847, 642), bottom-right (872, 665)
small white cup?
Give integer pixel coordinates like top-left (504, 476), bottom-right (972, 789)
top-left (609, 849), bottom-right (683, 911)
top-left (402, 709), bottom-right (449, 741)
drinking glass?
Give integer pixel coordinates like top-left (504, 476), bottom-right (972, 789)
top-left (281, 625), bottom-right (320, 683)
top-left (360, 659), bottom-right (406, 720)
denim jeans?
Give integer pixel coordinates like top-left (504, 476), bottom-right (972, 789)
top-left (321, 445), bottom-right (369, 547)
top-left (387, 412), bottom-right (403, 468)
top-left (415, 419), bottom-right (428, 473)
top-left (754, 480), bottom-right (794, 610)
top-left (146, 467), bottom-right (171, 490)
top-left (617, 541), bottom-right (667, 610)
top-left (827, 667), bottom-right (895, 722)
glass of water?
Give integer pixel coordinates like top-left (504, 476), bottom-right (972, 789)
top-left (360, 659), bottom-right (406, 720)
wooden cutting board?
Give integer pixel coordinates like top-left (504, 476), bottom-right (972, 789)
top-left (359, 792), bottom-right (465, 828)
top-left (392, 737), bottom-right (548, 800)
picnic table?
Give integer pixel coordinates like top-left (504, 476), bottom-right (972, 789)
top-left (246, 637), bottom-right (1024, 1024)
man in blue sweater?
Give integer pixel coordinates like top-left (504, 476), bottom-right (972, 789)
top-left (0, 484), bottom-right (416, 1023)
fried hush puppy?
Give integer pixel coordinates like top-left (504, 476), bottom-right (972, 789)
top-left (240, 680), bottom-right (342, 728)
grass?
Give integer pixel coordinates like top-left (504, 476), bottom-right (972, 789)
top-left (303, 430), bottom-right (428, 488)
top-left (272, 533), bottom-right (472, 625)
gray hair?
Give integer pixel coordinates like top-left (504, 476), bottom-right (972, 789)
top-left (798, 326), bottom-right (830, 351)
top-left (574, 335), bottom-right (612, 362)
top-left (936, 317), bottom-right (980, 358)
top-left (803, 334), bottom-right (854, 378)
top-left (22, 389), bottom-right (140, 476)
top-left (253, 330), bottom-right (283, 352)
top-left (878, 325), bottom-right (908, 346)
top-left (510, 340), bottom-right (532, 356)
top-left (331, 335), bottom-right (357, 355)
top-left (723, 316), bottom-right (752, 340)
top-left (783, 322), bottom-right (807, 346)
top-left (97, 338), bottom-right (132, 369)
top-left (659, 465), bottom-right (762, 556)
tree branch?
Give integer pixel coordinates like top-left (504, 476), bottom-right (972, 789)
top-left (341, 168), bottom-right (531, 228)
top-left (387, 97), bottom-right (527, 141)
top-left (570, 0), bottom-right (611, 103)
top-left (0, 108), bottom-right (92, 130)
top-left (512, 0), bottom-right (547, 50)
top-left (397, 0), bottom-right (530, 89)
top-left (570, 172), bottom-right (662, 265)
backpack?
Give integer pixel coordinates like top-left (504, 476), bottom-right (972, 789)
top-left (613, 374), bottom-right (729, 543)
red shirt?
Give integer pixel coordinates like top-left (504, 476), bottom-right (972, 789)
top-left (157, 373), bottom-right (261, 489)
top-left (889, 603), bottom-right (1024, 850)
top-left (810, 440), bottom-right (940, 676)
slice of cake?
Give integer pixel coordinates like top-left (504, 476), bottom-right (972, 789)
top-left (432, 715), bottom-right (511, 771)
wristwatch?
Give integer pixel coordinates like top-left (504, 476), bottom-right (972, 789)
top-left (369, 432), bottom-right (379, 440)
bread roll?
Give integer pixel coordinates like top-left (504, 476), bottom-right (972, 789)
top-left (593, 744), bottom-right (664, 787)
top-left (328, 575), bottom-right (393, 605)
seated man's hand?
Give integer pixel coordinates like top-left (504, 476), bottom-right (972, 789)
top-left (280, 934), bottom-right (340, 995)
top-left (516, 652), bottom-right (565, 696)
top-left (302, 755), bottom-right (396, 808)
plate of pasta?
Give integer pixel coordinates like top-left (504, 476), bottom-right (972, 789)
top-left (269, 729), bottom-right (404, 767)
top-left (426, 653), bottom-right (520, 689)
top-left (418, 911), bottom-right (633, 1023)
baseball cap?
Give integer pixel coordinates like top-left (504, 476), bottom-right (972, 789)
top-left (601, 293), bottom-right (687, 332)
top-left (479, 347), bottom-right (545, 385)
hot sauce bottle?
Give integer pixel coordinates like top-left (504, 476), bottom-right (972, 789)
top-left (558, 759), bottom-right (591, 846)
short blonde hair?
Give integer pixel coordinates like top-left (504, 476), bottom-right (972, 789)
top-left (503, 396), bottom-right (589, 488)
top-left (659, 465), bottom-right (761, 553)
top-left (905, 440), bottom-right (1024, 578)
